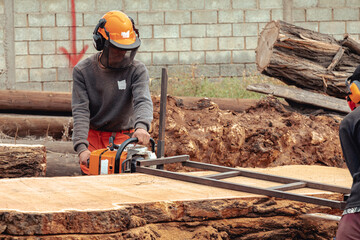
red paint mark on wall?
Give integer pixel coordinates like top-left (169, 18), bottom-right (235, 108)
top-left (59, 0), bottom-right (89, 68)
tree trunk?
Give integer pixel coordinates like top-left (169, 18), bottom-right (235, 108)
top-left (0, 144), bottom-right (46, 178)
top-left (256, 20), bottom-right (360, 98)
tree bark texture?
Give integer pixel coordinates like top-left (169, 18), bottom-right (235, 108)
top-left (256, 20), bottom-right (360, 98)
top-left (0, 144), bottom-right (46, 178)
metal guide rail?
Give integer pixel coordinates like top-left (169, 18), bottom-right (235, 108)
top-left (136, 155), bottom-right (351, 210)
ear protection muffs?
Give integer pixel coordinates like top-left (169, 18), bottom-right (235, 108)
top-left (128, 16), bottom-right (140, 38)
top-left (93, 18), bottom-right (108, 51)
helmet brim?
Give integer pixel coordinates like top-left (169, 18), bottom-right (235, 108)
top-left (110, 37), bottom-right (141, 50)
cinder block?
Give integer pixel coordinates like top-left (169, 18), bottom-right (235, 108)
top-left (146, 65), bottom-right (161, 79)
top-left (219, 37), bottom-right (245, 50)
top-left (84, 13), bottom-right (105, 26)
top-left (346, 0), bottom-right (360, 7)
top-left (82, 40), bottom-right (97, 55)
top-left (42, 27), bottom-right (69, 41)
top-left (56, 13), bottom-right (84, 27)
top-left (260, 0), bottom-right (283, 9)
top-left (307, 8), bottom-right (332, 21)
top-left (152, 0), bottom-right (178, 10)
top-left (233, 0), bottom-right (257, 9)
top-left (29, 41), bottom-right (56, 55)
top-left (181, 25), bottom-right (206, 37)
top-left (293, 22), bottom-right (319, 32)
top-left (245, 36), bottom-right (258, 49)
top-left (14, 14), bottom-right (27, 27)
top-left (192, 38), bottom-right (218, 51)
top-left (0, 56), bottom-right (4, 69)
top-left (245, 10), bottom-right (270, 22)
top-left (219, 10), bottom-right (244, 23)
top-left (124, 0), bottom-right (150, 11)
top-left (192, 10), bottom-right (217, 24)
top-left (15, 69), bottom-right (29, 83)
top-left (41, 0), bottom-right (68, 12)
top-left (194, 64), bottom-right (220, 78)
top-left (43, 81), bottom-right (71, 92)
top-left (75, 27), bottom-right (94, 40)
top-left (179, 0), bottom-right (204, 10)
top-left (334, 8), bottom-right (359, 21)
top-left (58, 67), bottom-right (73, 81)
top-left (154, 25), bottom-right (179, 38)
top-left (28, 14), bottom-right (55, 27)
top-left (138, 12), bottom-right (164, 25)
top-left (220, 64), bottom-right (245, 77)
top-left (153, 52), bottom-right (178, 65)
top-left (233, 50), bottom-right (255, 63)
top-left (15, 82), bottom-right (42, 91)
top-left (74, 0), bottom-right (95, 11)
top-left (233, 23), bottom-right (258, 36)
top-left (206, 51), bottom-right (231, 64)
top-left (0, 43), bottom-right (3, 55)
top-left (271, 9), bottom-right (283, 21)
top-left (179, 51), bottom-right (205, 64)
top-left (95, 0), bottom-right (123, 11)
top-left (135, 52), bottom-right (152, 65)
top-left (293, 9), bottom-right (306, 22)
top-left (206, 24), bottom-right (232, 37)
top-left (245, 63), bottom-right (257, 72)
top-left (43, 55), bottom-right (70, 68)
top-left (30, 68), bottom-right (56, 82)
top-left (205, 0), bottom-right (231, 9)
top-left (15, 55), bottom-right (42, 68)
top-left (56, 41), bottom-right (85, 54)
top-left (14, 0), bottom-right (40, 13)
top-left (319, 22), bottom-right (346, 35)
top-left (319, 0), bottom-right (345, 7)
top-left (15, 42), bottom-right (28, 55)
top-left (167, 65), bottom-right (193, 78)
top-left (347, 21), bottom-right (360, 34)
top-left (139, 25), bottom-right (152, 39)
top-left (15, 28), bottom-right (41, 41)
top-left (165, 11), bottom-right (191, 24)
top-left (293, 0), bottom-right (318, 8)
top-left (166, 38), bottom-right (191, 51)
top-left (141, 39), bottom-right (164, 52)
top-left (0, 0), bottom-right (4, 14)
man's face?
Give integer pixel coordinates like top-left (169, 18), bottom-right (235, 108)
top-left (108, 46), bottom-right (126, 65)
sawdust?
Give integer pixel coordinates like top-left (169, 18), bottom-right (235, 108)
top-left (150, 95), bottom-right (345, 172)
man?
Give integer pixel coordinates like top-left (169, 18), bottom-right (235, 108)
top-left (336, 66), bottom-right (360, 239)
top-left (72, 10), bottom-right (153, 175)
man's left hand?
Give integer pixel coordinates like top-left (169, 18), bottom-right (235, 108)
top-left (133, 128), bottom-right (150, 145)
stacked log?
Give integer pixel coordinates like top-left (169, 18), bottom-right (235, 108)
top-left (256, 20), bottom-right (360, 98)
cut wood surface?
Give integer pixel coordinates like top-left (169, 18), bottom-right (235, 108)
top-left (0, 143), bottom-right (46, 178)
top-left (0, 165), bottom-right (351, 237)
top-left (256, 20), bottom-right (360, 98)
top-left (247, 83), bottom-right (350, 114)
top-left (0, 114), bottom-right (73, 139)
top-left (0, 90), bottom-right (72, 112)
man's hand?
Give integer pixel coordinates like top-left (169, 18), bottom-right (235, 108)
top-left (79, 149), bottom-right (91, 167)
top-left (133, 128), bottom-right (150, 145)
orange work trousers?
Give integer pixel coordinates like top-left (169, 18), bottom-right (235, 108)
top-left (80, 129), bottom-right (134, 175)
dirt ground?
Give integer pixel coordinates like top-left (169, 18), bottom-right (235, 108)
top-left (150, 95), bottom-right (346, 172)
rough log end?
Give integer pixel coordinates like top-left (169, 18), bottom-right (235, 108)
top-left (256, 21), bottom-right (280, 72)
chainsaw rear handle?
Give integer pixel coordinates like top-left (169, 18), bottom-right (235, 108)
top-left (114, 137), bottom-right (155, 173)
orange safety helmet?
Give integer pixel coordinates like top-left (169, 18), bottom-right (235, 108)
top-left (93, 10), bottom-right (140, 50)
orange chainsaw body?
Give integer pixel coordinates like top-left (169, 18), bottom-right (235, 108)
top-left (89, 148), bottom-right (127, 175)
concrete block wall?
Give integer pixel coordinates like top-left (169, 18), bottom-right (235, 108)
top-left (0, 0), bottom-right (359, 92)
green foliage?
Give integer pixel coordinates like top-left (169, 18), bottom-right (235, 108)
top-left (150, 71), bottom-right (282, 99)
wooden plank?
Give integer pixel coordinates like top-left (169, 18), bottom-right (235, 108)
top-left (246, 83), bottom-right (350, 114)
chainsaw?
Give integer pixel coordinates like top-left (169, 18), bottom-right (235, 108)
top-left (88, 136), bottom-right (157, 175)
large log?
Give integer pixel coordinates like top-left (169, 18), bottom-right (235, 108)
top-left (256, 20), bottom-right (360, 98)
top-left (0, 143), bottom-right (46, 178)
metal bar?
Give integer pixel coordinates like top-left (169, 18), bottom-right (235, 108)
top-left (137, 155), bottom-right (189, 167)
top-left (137, 166), bottom-right (347, 210)
top-left (203, 171), bottom-right (241, 180)
top-left (267, 182), bottom-right (307, 191)
top-left (156, 68), bottom-right (168, 170)
top-left (183, 161), bottom-right (351, 194)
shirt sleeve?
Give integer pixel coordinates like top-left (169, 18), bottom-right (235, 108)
top-left (72, 67), bottom-right (90, 154)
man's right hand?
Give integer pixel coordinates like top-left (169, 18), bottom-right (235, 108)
top-left (79, 149), bottom-right (91, 167)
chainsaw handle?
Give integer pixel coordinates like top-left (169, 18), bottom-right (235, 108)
top-left (114, 137), bottom-right (155, 173)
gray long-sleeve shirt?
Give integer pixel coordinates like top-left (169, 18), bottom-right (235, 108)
top-left (72, 53), bottom-right (153, 154)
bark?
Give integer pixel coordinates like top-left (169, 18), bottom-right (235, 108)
top-left (0, 143), bottom-right (46, 178)
top-left (256, 20), bottom-right (360, 98)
